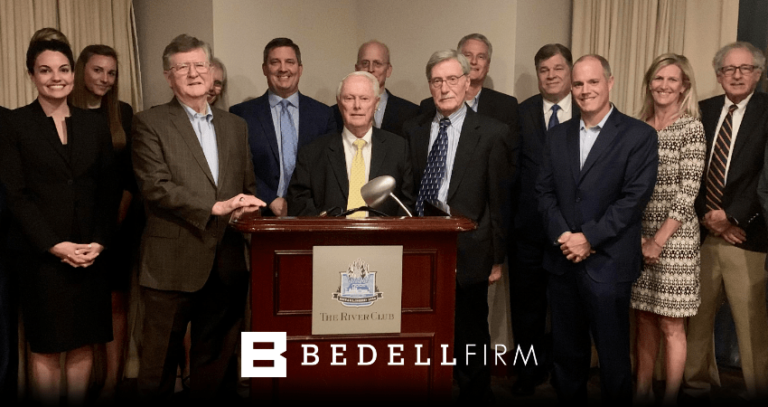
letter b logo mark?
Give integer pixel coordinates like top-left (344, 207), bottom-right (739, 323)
top-left (241, 332), bottom-right (287, 378)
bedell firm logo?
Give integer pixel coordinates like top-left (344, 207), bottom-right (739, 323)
top-left (241, 332), bottom-right (538, 378)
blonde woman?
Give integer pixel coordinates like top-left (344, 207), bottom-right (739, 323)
top-left (630, 53), bottom-right (706, 405)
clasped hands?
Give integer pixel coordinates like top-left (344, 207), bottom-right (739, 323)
top-left (702, 209), bottom-right (746, 245)
top-left (558, 232), bottom-right (594, 263)
top-left (50, 242), bottom-right (103, 268)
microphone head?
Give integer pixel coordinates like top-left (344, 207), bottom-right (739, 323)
top-left (361, 175), bottom-right (396, 208)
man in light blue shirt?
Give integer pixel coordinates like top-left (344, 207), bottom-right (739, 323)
top-left (536, 54), bottom-right (657, 404)
top-left (230, 38), bottom-right (336, 216)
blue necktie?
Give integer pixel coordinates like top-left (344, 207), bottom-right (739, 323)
top-left (279, 99), bottom-right (297, 197)
top-left (416, 118), bottom-right (451, 216)
top-left (548, 104), bottom-right (560, 130)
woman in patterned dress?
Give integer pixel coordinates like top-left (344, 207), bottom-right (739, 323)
top-left (630, 54), bottom-right (706, 405)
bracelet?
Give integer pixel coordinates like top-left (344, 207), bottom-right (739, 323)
top-left (652, 239), bottom-right (663, 248)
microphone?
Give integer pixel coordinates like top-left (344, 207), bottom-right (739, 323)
top-left (360, 175), bottom-right (413, 217)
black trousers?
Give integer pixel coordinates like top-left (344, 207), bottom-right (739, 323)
top-left (509, 238), bottom-right (550, 380)
top-left (454, 279), bottom-right (491, 399)
top-left (548, 268), bottom-right (633, 406)
top-left (0, 252), bottom-right (17, 402)
top-left (137, 265), bottom-right (248, 401)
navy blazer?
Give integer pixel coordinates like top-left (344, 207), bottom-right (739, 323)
top-left (514, 94), bottom-right (580, 243)
top-left (536, 108), bottom-right (658, 283)
top-left (229, 91), bottom-right (336, 213)
top-left (286, 128), bottom-right (414, 216)
top-left (405, 108), bottom-right (514, 286)
top-left (697, 92), bottom-right (768, 253)
top-left (332, 89), bottom-right (419, 137)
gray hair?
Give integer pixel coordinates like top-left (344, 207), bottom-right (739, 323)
top-left (357, 40), bottom-right (390, 65)
top-left (426, 50), bottom-right (470, 80)
top-left (712, 41), bottom-right (766, 73)
top-left (162, 34), bottom-right (211, 71)
top-left (457, 33), bottom-right (492, 61)
top-left (211, 57), bottom-right (227, 84)
top-left (573, 54), bottom-right (612, 80)
top-left (336, 71), bottom-right (380, 99)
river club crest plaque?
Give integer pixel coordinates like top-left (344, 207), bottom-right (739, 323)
top-left (312, 246), bottom-right (402, 335)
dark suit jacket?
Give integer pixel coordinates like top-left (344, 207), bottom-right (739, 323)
top-left (332, 90), bottom-right (419, 137)
top-left (286, 128), bottom-right (414, 216)
top-left (696, 93), bottom-right (768, 253)
top-left (229, 91), bottom-right (336, 213)
top-left (514, 94), bottom-right (580, 243)
top-left (0, 106), bottom-right (9, 237)
top-left (0, 100), bottom-right (115, 254)
top-left (405, 108), bottom-right (514, 286)
top-left (536, 108), bottom-right (658, 283)
top-left (419, 87), bottom-right (519, 135)
top-left (132, 98), bottom-right (256, 292)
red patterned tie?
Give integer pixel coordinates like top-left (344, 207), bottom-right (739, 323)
top-left (705, 104), bottom-right (738, 211)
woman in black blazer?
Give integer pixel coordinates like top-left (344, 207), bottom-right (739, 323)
top-left (70, 44), bottom-right (137, 399)
top-left (0, 39), bottom-right (115, 405)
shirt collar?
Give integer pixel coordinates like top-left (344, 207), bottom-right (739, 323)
top-left (268, 90), bottom-right (300, 108)
top-left (580, 104), bottom-right (614, 131)
top-left (470, 88), bottom-right (482, 109)
top-left (725, 91), bottom-right (754, 111)
top-left (179, 99), bottom-right (213, 121)
top-left (342, 125), bottom-right (373, 148)
top-left (435, 103), bottom-right (468, 124)
top-left (543, 93), bottom-right (572, 114)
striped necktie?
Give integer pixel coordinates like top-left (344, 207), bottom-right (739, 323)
top-left (416, 118), bottom-right (451, 216)
top-left (705, 104), bottom-right (738, 211)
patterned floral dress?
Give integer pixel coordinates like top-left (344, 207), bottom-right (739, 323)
top-left (630, 114), bottom-right (706, 318)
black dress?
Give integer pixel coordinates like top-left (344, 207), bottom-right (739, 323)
top-left (93, 101), bottom-right (142, 292)
top-left (0, 100), bottom-right (116, 353)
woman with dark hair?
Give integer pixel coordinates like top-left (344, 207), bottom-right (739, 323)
top-left (70, 44), bottom-right (137, 399)
top-left (0, 39), bottom-right (115, 405)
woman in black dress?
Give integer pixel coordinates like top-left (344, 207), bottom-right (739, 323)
top-left (70, 44), bottom-right (136, 400)
top-left (0, 39), bottom-right (115, 405)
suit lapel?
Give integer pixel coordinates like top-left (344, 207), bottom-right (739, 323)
top-left (212, 111), bottom-right (229, 190)
top-left (579, 110), bottom-right (620, 182)
top-left (476, 87), bottom-right (491, 116)
top-left (412, 116), bottom-right (432, 183)
top-left (256, 93), bottom-right (280, 163)
top-left (728, 94), bottom-right (763, 167)
top-left (327, 134), bottom-right (349, 199)
top-left (298, 93), bottom-right (315, 148)
top-left (30, 101), bottom-right (70, 164)
top-left (565, 120), bottom-right (581, 184)
top-left (169, 99), bottom-right (217, 186)
top-left (701, 96), bottom-right (724, 157)
top-left (380, 90), bottom-right (395, 130)
top-left (448, 110), bottom-right (480, 201)
top-left (531, 95), bottom-right (547, 140)
top-left (370, 130), bottom-right (387, 179)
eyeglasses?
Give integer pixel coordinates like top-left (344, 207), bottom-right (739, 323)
top-left (429, 74), bottom-right (466, 88)
top-left (718, 64), bottom-right (759, 76)
top-left (169, 61), bottom-right (211, 76)
top-left (358, 60), bottom-right (388, 70)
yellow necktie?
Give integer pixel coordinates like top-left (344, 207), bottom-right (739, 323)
top-left (347, 138), bottom-right (367, 218)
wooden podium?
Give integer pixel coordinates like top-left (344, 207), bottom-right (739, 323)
top-left (230, 214), bottom-right (475, 403)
